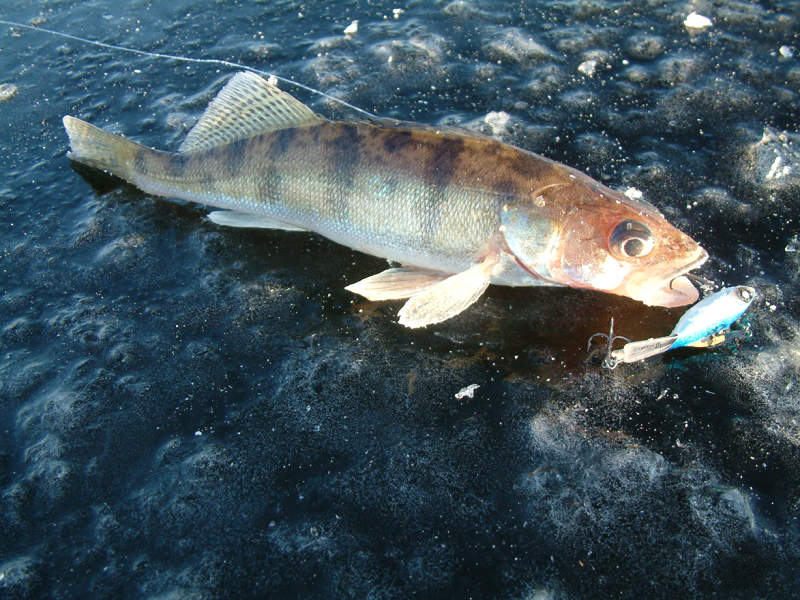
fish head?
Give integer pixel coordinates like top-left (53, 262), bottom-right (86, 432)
top-left (501, 176), bottom-right (707, 307)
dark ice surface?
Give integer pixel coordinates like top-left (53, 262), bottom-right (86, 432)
top-left (1, 0), bottom-right (800, 598)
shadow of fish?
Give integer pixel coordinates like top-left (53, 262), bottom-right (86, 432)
top-left (63, 72), bottom-right (707, 327)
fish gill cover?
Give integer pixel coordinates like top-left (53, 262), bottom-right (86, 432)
top-left (1, 1), bottom-right (799, 599)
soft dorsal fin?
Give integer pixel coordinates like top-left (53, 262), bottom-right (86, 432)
top-left (179, 71), bottom-right (326, 154)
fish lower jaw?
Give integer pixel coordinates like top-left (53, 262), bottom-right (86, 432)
top-left (629, 249), bottom-right (709, 308)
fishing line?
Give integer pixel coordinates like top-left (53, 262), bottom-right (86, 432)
top-left (0, 19), bottom-right (377, 118)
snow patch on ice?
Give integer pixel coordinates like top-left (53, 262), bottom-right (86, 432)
top-left (684, 12), bottom-right (713, 30)
top-left (455, 384), bottom-right (480, 399)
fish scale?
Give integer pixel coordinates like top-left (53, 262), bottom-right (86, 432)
top-left (120, 121), bottom-right (515, 271)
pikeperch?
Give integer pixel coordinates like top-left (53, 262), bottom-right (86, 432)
top-left (63, 72), bottom-right (708, 327)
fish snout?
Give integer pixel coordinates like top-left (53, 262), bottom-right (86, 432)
top-left (631, 247), bottom-right (709, 307)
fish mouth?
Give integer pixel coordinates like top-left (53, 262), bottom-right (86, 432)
top-left (628, 247), bottom-right (709, 308)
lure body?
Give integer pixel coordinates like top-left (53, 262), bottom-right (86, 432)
top-left (670, 286), bottom-right (756, 348)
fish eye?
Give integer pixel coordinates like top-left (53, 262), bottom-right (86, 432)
top-left (609, 220), bottom-right (655, 259)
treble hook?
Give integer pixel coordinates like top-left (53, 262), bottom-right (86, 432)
top-left (587, 318), bottom-right (631, 369)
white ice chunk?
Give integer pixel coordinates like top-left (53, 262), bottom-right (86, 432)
top-left (624, 187), bottom-right (643, 199)
top-left (344, 20), bottom-right (359, 36)
top-left (684, 12), bottom-right (713, 29)
top-left (578, 59), bottom-right (598, 77)
top-left (765, 155), bottom-right (791, 180)
top-left (455, 384), bottom-right (480, 399)
top-left (485, 111), bottom-right (510, 136)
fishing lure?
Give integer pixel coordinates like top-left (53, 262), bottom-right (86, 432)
top-left (590, 286), bottom-right (756, 367)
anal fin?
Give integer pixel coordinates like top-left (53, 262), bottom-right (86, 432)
top-left (208, 210), bottom-right (306, 231)
top-left (345, 267), bottom-right (451, 301)
top-left (397, 255), bottom-right (498, 328)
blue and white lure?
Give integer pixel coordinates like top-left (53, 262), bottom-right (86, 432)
top-left (589, 286), bottom-right (756, 368)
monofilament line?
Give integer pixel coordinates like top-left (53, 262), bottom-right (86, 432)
top-left (0, 19), bottom-right (376, 118)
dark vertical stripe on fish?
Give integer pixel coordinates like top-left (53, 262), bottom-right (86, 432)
top-left (326, 124), bottom-right (362, 224)
top-left (272, 128), bottom-right (298, 158)
top-left (382, 129), bottom-right (415, 155)
top-left (422, 136), bottom-right (465, 247)
top-left (257, 165), bottom-right (282, 209)
top-left (222, 138), bottom-right (249, 179)
top-left (167, 152), bottom-right (190, 178)
top-left (134, 148), bottom-right (148, 176)
top-left (427, 136), bottom-right (465, 190)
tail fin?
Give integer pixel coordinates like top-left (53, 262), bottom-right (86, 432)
top-left (62, 116), bottom-right (145, 182)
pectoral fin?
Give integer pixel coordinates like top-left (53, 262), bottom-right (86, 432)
top-left (397, 256), bottom-right (498, 328)
top-left (345, 267), bottom-right (451, 301)
top-left (208, 210), bottom-right (306, 231)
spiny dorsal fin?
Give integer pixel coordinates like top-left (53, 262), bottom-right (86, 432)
top-left (179, 71), bottom-right (326, 154)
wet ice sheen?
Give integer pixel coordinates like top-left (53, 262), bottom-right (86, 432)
top-left (1, 0), bottom-right (800, 598)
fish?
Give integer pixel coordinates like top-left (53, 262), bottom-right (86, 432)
top-left (62, 71), bottom-right (708, 327)
top-left (607, 285), bottom-right (756, 365)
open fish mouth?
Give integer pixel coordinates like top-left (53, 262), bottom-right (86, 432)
top-left (632, 247), bottom-right (709, 308)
